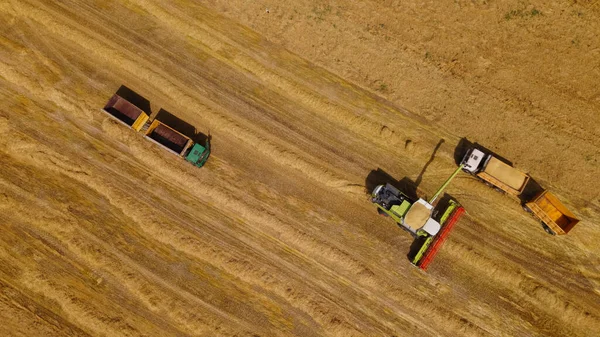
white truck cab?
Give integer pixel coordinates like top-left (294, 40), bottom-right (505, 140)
top-left (462, 148), bottom-right (487, 173)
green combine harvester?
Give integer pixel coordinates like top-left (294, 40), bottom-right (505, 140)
top-left (371, 165), bottom-right (465, 270)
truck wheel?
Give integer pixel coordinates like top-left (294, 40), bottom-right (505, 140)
top-left (541, 222), bottom-right (556, 236)
top-left (377, 208), bottom-right (389, 217)
top-left (522, 205), bottom-right (532, 213)
top-left (493, 187), bottom-right (505, 194)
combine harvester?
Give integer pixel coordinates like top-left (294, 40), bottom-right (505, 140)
top-left (371, 166), bottom-right (465, 271)
top-left (100, 92), bottom-right (210, 167)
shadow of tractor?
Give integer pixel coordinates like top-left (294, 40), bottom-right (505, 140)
top-left (115, 85), bottom-right (152, 115)
top-left (155, 108), bottom-right (210, 147)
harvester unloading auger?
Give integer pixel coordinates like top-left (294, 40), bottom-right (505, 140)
top-left (371, 165), bottom-right (465, 270)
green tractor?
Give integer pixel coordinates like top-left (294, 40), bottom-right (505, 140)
top-left (184, 141), bottom-right (211, 168)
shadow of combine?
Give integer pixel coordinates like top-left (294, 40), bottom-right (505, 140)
top-left (415, 139), bottom-right (445, 187)
top-left (366, 138), bottom-right (444, 199)
top-left (115, 85), bottom-right (152, 115)
top-left (365, 168), bottom-right (418, 201)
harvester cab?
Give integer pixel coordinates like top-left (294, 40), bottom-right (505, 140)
top-left (371, 165), bottom-right (466, 270)
top-left (371, 185), bottom-right (440, 237)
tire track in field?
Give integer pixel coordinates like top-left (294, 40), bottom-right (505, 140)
top-left (127, 0), bottom-right (444, 159)
top-left (1, 93), bottom-right (485, 336)
top-left (0, 160), bottom-right (256, 336)
top-left (27, 106), bottom-right (496, 335)
top-left (0, 192), bottom-right (166, 337)
top-left (0, 113), bottom-right (381, 334)
top-left (0, 280), bottom-right (92, 337)
top-left (0, 6), bottom-right (509, 336)
top-left (0, 17), bottom-right (408, 332)
top-left (442, 235), bottom-right (600, 337)
top-left (0, 113), bottom-right (271, 334)
top-left (4, 1), bottom-right (600, 336)
top-left (6, 0), bottom-right (363, 195)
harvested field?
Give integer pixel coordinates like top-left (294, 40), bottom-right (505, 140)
top-left (1, 0), bottom-right (599, 336)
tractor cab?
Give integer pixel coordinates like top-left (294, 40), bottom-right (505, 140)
top-left (184, 140), bottom-right (211, 168)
